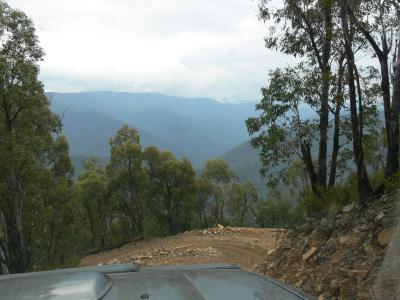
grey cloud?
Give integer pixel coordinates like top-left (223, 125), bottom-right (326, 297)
top-left (9, 0), bottom-right (290, 101)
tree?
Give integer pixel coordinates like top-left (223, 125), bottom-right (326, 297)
top-left (76, 158), bottom-right (112, 250)
top-left (283, 160), bottom-right (310, 202)
top-left (0, 1), bottom-right (61, 272)
top-left (258, 0), bottom-right (336, 188)
top-left (38, 136), bottom-right (75, 266)
top-left (340, 0), bottom-right (373, 200)
top-left (246, 64), bottom-right (321, 192)
top-left (201, 160), bottom-right (236, 224)
top-left (107, 125), bottom-right (144, 239)
top-left (196, 178), bottom-right (213, 227)
top-left (345, 0), bottom-right (400, 177)
top-left (256, 189), bottom-right (295, 228)
top-left (329, 53), bottom-right (345, 186)
top-left (228, 182), bottom-right (259, 227)
top-left (142, 147), bottom-right (198, 235)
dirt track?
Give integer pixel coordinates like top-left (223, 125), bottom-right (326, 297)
top-left (80, 226), bottom-right (284, 272)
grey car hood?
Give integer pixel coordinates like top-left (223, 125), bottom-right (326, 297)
top-left (0, 263), bottom-right (315, 300)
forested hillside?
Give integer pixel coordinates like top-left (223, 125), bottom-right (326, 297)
top-left (222, 141), bottom-right (265, 193)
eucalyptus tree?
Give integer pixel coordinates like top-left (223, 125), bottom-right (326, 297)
top-left (228, 182), bottom-right (259, 227)
top-left (107, 125), bottom-right (145, 239)
top-left (38, 136), bottom-right (75, 266)
top-left (201, 159), bottom-right (236, 224)
top-left (257, 0), bottom-right (336, 187)
top-left (329, 53), bottom-right (345, 186)
top-left (345, 0), bottom-right (400, 177)
top-left (0, 1), bottom-right (61, 272)
top-left (142, 149), bottom-right (198, 235)
top-left (339, 0), bottom-right (373, 200)
top-left (196, 178), bottom-right (213, 227)
top-left (247, 63), bottom-right (321, 192)
top-left (76, 158), bottom-right (111, 250)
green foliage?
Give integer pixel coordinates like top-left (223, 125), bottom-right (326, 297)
top-left (75, 158), bottom-right (112, 250)
top-left (383, 172), bottom-right (400, 193)
top-left (300, 182), bottom-right (357, 214)
top-left (107, 125), bottom-right (144, 238)
top-left (201, 159), bottom-right (236, 224)
top-left (0, 0), bottom-right (64, 273)
top-left (109, 219), bottom-right (125, 247)
top-left (142, 148), bottom-right (199, 236)
top-left (256, 192), bottom-right (296, 228)
top-left (228, 182), bottom-right (259, 227)
top-left (246, 64), bottom-right (320, 183)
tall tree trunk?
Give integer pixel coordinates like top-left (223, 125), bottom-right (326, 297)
top-left (0, 211), bottom-right (8, 273)
top-left (380, 57), bottom-right (392, 149)
top-left (166, 184), bottom-right (174, 234)
top-left (346, 3), bottom-right (398, 177)
top-left (126, 159), bottom-right (144, 236)
top-left (317, 1), bottom-right (333, 187)
top-left (240, 196), bottom-right (248, 226)
top-left (341, 0), bottom-right (373, 201)
top-left (387, 38), bottom-right (400, 176)
top-left (329, 55), bottom-right (345, 187)
top-left (7, 166), bottom-right (26, 273)
top-left (301, 142), bottom-right (318, 193)
top-left (46, 222), bottom-right (55, 265)
top-left (1, 96), bottom-right (27, 273)
top-left (85, 206), bottom-right (96, 249)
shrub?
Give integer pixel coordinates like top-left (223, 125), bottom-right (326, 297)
top-left (300, 181), bottom-right (358, 215)
top-left (383, 171), bottom-right (400, 193)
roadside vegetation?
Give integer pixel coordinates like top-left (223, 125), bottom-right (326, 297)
top-left (247, 1), bottom-right (400, 210)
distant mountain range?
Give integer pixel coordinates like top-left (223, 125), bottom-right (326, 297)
top-left (49, 92), bottom-right (259, 171)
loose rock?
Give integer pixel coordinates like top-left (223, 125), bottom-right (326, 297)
top-left (302, 247), bottom-right (317, 261)
top-left (377, 226), bottom-right (396, 247)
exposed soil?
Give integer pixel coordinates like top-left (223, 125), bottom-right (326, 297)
top-left (80, 226), bottom-right (284, 272)
top-left (258, 191), bottom-right (400, 300)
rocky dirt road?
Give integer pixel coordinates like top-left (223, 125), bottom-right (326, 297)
top-left (81, 226), bottom-right (284, 272)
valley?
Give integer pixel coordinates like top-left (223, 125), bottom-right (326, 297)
top-left (50, 91), bottom-right (258, 169)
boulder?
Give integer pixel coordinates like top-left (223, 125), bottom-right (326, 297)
top-left (339, 234), bottom-right (356, 248)
top-left (339, 279), bottom-right (356, 300)
top-left (286, 252), bottom-right (298, 264)
top-left (342, 203), bottom-right (355, 213)
top-left (363, 243), bottom-right (375, 256)
top-left (323, 237), bottom-right (337, 255)
top-left (282, 239), bottom-right (292, 249)
top-left (358, 224), bottom-right (370, 232)
top-left (267, 248), bottom-right (277, 256)
top-left (330, 278), bottom-right (340, 290)
top-left (318, 293), bottom-right (331, 300)
top-left (302, 247), bottom-right (318, 261)
top-left (375, 211), bottom-right (385, 223)
top-left (377, 226), bottom-right (396, 247)
top-left (347, 269), bottom-right (367, 281)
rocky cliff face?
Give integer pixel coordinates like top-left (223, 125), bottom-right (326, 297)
top-left (258, 191), bottom-right (400, 300)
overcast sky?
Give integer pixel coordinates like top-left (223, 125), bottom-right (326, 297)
top-left (8, 0), bottom-right (292, 101)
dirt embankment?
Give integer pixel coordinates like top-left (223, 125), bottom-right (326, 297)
top-left (81, 226), bottom-right (284, 272)
top-left (258, 191), bottom-right (400, 300)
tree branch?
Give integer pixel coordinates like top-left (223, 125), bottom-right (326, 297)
top-left (346, 3), bottom-right (384, 59)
